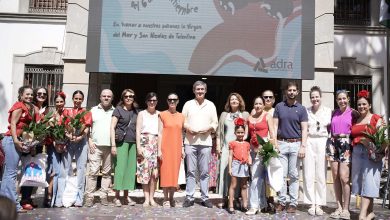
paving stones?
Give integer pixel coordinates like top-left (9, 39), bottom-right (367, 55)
top-left (17, 191), bottom-right (390, 220)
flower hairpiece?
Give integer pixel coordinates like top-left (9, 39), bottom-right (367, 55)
top-left (56, 91), bottom-right (66, 99)
top-left (357, 90), bottom-right (369, 99)
top-left (234, 117), bottom-right (245, 126)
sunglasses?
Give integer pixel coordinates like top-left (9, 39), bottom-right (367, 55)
top-left (37, 92), bottom-right (47, 96)
top-left (263, 96), bottom-right (273, 99)
top-left (124, 95), bottom-right (134, 99)
top-left (147, 99), bottom-right (158, 103)
top-left (167, 98), bottom-right (178, 102)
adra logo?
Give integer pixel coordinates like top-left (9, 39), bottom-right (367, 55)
top-left (269, 58), bottom-right (293, 71)
top-left (254, 57), bottom-right (293, 73)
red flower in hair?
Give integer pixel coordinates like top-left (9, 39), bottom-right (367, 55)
top-left (234, 117), bottom-right (245, 126)
top-left (56, 91), bottom-right (66, 99)
top-left (357, 90), bottom-right (369, 99)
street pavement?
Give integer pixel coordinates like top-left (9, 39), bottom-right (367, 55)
top-left (17, 190), bottom-right (390, 220)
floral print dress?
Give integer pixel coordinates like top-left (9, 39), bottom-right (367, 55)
top-left (136, 110), bottom-right (159, 184)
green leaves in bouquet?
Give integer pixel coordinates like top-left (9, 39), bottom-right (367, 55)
top-left (257, 134), bottom-right (278, 166)
top-left (50, 116), bottom-right (68, 141)
top-left (362, 124), bottom-right (390, 150)
top-left (69, 111), bottom-right (89, 130)
top-left (22, 111), bottom-right (53, 142)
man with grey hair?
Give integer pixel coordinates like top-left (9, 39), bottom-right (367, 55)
top-left (85, 89), bottom-right (115, 207)
top-left (182, 81), bottom-right (218, 208)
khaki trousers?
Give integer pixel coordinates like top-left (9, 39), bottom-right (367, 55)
top-left (85, 145), bottom-right (112, 198)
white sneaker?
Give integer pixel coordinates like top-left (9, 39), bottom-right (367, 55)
top-left (315, 205), bottom-right (324, 216)
top-left (113, 198), bottom-right (122, 207)
top-left (245, 208), bottom-right (258, 215)
top-left (308, 206), bottom-right (316, 216)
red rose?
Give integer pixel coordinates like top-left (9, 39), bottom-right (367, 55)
top-left (56, 91), bottom-right (66, 99)
top-left (357, 90), bottom-right (369, 99)
top-left (234, 117), bottom-right (245, 126)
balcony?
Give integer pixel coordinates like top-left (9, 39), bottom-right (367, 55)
top-left (29, 0), bottom-right (67, 14)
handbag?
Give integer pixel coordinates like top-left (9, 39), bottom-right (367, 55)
top-left (115, 110), bottom-right (132, 143)
top-left (19, 153), bottom-right (48, 187)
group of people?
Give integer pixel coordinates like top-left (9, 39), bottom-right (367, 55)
top-left (0, 80), bottom-right (386, 220)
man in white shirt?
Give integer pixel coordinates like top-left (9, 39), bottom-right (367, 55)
top-left (182, 81), bottom-right (218, 208)
top-left (85, 89), bottom-right (115, 207)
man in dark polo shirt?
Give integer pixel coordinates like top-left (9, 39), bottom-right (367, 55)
top-left (273, 81), bottom-right (308, 213)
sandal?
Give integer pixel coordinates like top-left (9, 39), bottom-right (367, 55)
top-left (367, 212), bottom-right (376, 220)
top-left (330, 208), bottom-right (342, 219)
top-left (339, 210), bottom-right (351, 220)
top-left (169, 199), bottom-right (176, 207)
top-left (125, 197), bottom-right (136, 206)
top-left (227, 207), bottom-right (236, 214)
top-left (163, 200), bottom-right (170, 208)
top-left (241, 207), bottom-right (249, 212)
top-left (150, 201), bottom-right (158, 207)
top-left (17, 208), bottom-right (28, 213)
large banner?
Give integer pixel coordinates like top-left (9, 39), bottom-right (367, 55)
top-left (87, 0), bottom-right (314, 79)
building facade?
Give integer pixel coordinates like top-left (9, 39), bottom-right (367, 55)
top-left (0, 0), bottom-right (388, 132)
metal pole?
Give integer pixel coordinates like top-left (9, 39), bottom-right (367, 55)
top-left (382, 28), bottom-right (390, 209)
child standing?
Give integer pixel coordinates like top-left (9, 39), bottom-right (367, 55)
top-left (227, 118), bottom-right (252, 214)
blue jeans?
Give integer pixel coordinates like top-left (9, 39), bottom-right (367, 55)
top-left (0, 136), bottom-right (22, 210)
top-left (185, 144), bottom-right (211, 202)
top-left (249, 150), bottom-right (267, 209)
top-left (56, 138), bottom-right (88, 206)
top-left (46, 145), bottom-right (62, 207)
top-left (278, 140), bottom-right (300, 206)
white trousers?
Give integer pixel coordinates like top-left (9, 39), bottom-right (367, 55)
top-left (303, 136), bottom-right (327, 206)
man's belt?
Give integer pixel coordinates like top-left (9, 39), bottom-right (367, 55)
top-left (277, 138), bottom-right (302, 143)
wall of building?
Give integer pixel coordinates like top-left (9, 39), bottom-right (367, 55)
top-left (334, 30), bottom-right (388, 119)
top-left (0, 0), bottom-right (18, 13)
top-left (302, 0), bottom-right (335, 110)
top-left (0, 22), bottom-right (65, 132)
top-left (61, 0), bottom-right (91, 108)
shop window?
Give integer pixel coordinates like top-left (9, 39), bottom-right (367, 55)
top-left (24, 65), bottom-right (64, 107)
